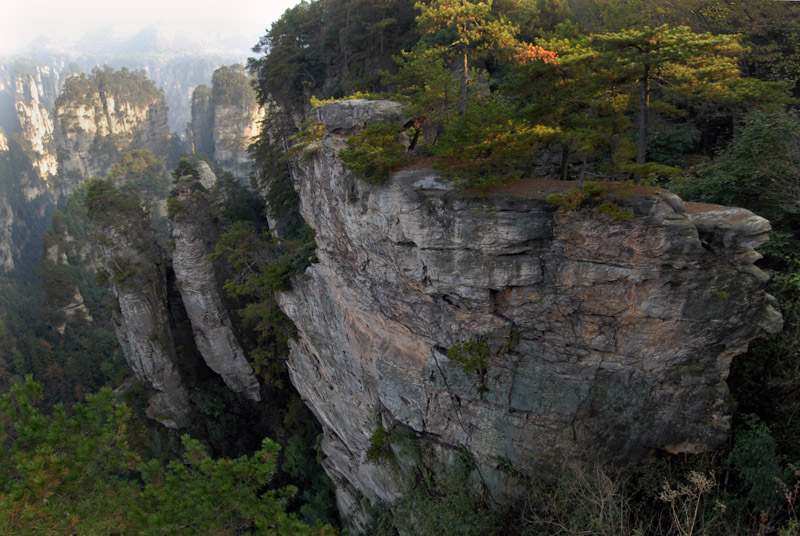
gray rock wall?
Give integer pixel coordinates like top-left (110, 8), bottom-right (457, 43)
top-left (95, 217), bottom-right (190, 428)
top-left (277, 100), bottom-right (782, 530)
top-left (171, 169), bottom-right (261, 400)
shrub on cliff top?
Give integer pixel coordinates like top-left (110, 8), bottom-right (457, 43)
top-left (84, 178), bottom-right (143, 225)
top-left (340, 121), bottom-right (411, 184)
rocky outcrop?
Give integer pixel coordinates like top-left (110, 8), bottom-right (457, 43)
top-left (211, 101), bottom-right (263, 186)
top-left (14, 73), bottom-right (58, 183)
top-left (171, 164), bottom-right (261, 400)
top-left (277, 100), bottom-right (782, 530)
top-left (186, 65), bottom-right (264, 188)
top-left (188, 85), bottom-right (214, 156)
top-left (53, 68), bottom-right (169, 198)
top-left (0, 196), bottom-right (14, 271)
top-left (94, 206), bottom-right (190, 428)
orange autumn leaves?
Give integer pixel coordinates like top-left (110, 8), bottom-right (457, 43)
top-left (513, 42), bottom-right (559, 65)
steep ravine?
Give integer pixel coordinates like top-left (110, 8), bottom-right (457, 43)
top-left (275, 100), bottom-right (783, 531)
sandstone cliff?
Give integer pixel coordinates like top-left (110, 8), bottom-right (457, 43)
top-left (91, 196), bottom-right (190, 428)
top-left (186, 65), bottom-right (264, 187)
top-left (171, 164), bottom-right (261, 400)
top-left (276, 100), bottom-right (782, 530)
top-left (85, 161), bottom-right (263, 424)
top-left (14, 72), bottom-right (58, 184)
top-left (53, 67), bottom-right (169, 198)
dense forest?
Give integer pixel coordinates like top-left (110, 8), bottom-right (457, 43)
top-left (2, 0), bottom-right (800, 534)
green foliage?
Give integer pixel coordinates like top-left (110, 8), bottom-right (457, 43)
top-left (0, 378), bottom-right (329, 535)
top-left (366, 427), bottom-right (393, 463)
top-left (249, 111), bottom-right (301, 228)
top-left (210, 221), bottom-right (316, 387)
top-left (414, 0), bottom-right (523, 112)
top-left (84, 178), bottom-right (143, 225)
top-left (172, 155), bottom-right (200, 180)
top-left (248, 0), bottom-right (418, 110)
top-left (728, 415), bottom-right (787, 514)
top-left (310, 91), bottom-right (385, 106)
top-left (546, 181), bottom-right (634, 221)
top-left (107, 150), bottom-right (170, 204)
top-left (340, 121), bottom-right (411, 184)
top-left (56, 65), bottom-right (163, 110)
top-left (676, 109), bottom-right (800, 247)
top-left (289, 120), bottom-right (326, 161)
top-left (383, 448), bottom-right (495, 536)
top-left (446, 341), bottom-right (491, 375)
top-left (546, 181), bottom-right (608, 210)
top-left (447, 340), bottom-right (491, 393)
top-left (433, 95), bottom-right (558, 188)
top-left (211, 64), bottom-right (257, 108)
top-left (596, 199), bottom-right (634, 221)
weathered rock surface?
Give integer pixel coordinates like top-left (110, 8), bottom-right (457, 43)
top-left (14, 73), bottom-right (58, 183)
top-left (171, 168), bottom-right (261, 400)
top-left (277, 100), bottom-right (782, 530)
top-left (0, 196), bottom-right (14, 271)
top-left (188, 85), bottom-right (214, 156)
top-left (211, 101), bottom-right (264, 187)
top-left (53, 83), bottom-right (168, 198)
top-left (186, 67), bottom-right (265, 188)
top-left (95, 212), bottom-right (190, 428)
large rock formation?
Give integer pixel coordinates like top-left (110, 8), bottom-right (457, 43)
top-left (87, 161), bottom-right (262, 424)
top-left (14, 72), bottom-right (58, 183)
top-left (276, 100), bottom-right (782, 530)
top-left (53, 67), bottom-right (169, 198)
top-left (0, 196), bottom-right (14, 272)
top-left (186, 65), bottom-right (263, 187)
top-left (171, 164), bottom-right (261, 400)
top-left (92, 199), bottom-right (190, 429)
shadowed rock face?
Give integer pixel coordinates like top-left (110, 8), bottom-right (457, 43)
top-left (94, 214), bottom-right (189, 429)
top-left (277, 100), bottom-right (782, 531)
top-left (171, 166), bottom-right (261, 401)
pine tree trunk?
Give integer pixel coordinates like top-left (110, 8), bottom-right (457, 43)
top-left (559, 144), bottom-right (569, 180)
top-left (637, 64), bottom-right (649, 167)
top-left (460, 45), bottom-right (468, 114)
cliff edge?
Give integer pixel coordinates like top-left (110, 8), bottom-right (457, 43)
top-left (277, 100), bottom-right (782, 530)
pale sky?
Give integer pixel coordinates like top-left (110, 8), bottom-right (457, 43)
top-left (0, 0), bottom-right (302, 56)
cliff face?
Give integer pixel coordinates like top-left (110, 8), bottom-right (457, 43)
top-left (171, 166), bottom-right (261, 400)
top-left (188, 85), bottom-right (214, 156)
top-left (277, 101), bottom-right (782, 530)
top-left (186, 66), bottom-right (264, 187)
top-left (53, 73), bottom-right (169, 198)
top-left (88, 161), bottom-right (262, 424)
top-left (93, 205), bottom-right (190, 428)
top-left (13, 73), bottom-right (58, 184)
top-left (211, 101), bottom-right (263, 186)
top-left (0, 196), bottom-right (13, 271)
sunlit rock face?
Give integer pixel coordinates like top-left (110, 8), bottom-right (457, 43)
top-left (211, 101), bottom-right (264, 187)
top-left (53, 79), bottom-right (168, 199)
top-left (14, 73), bottom-right (58, 184)
top-left (276, 100), bottom-right (782, 531)
top-left (186, 66), bottom-right (264, 188)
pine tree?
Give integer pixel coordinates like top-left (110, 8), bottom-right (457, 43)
top-left (591, 25), bottom-right (744, 172)
top-left (414, 0), bottom-right (521, 112)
